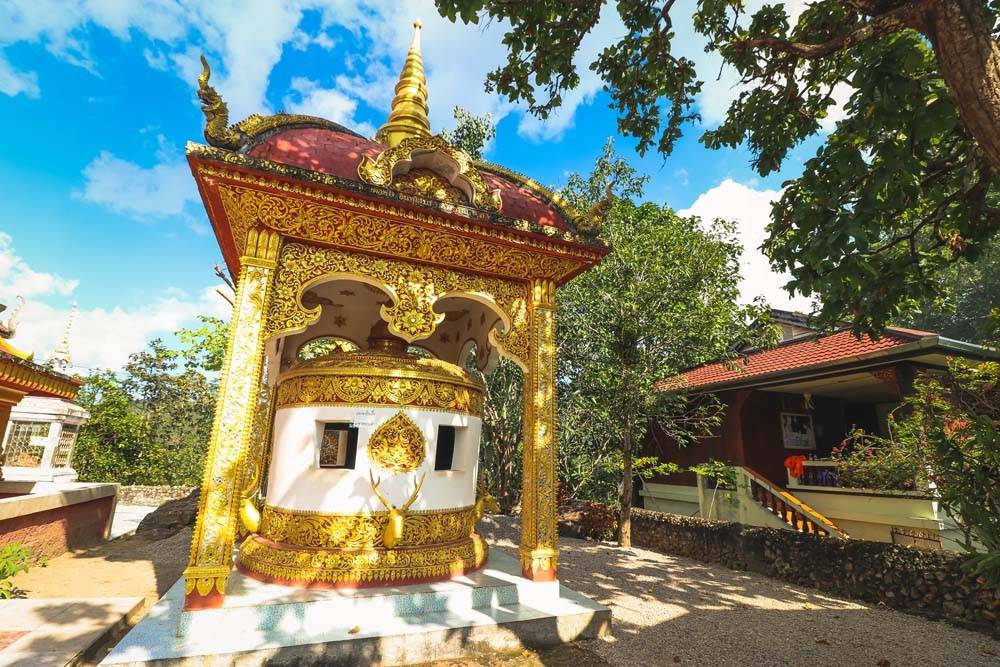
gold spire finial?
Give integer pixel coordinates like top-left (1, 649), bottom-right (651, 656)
top-left (375, 21), bottom-right (432, 147)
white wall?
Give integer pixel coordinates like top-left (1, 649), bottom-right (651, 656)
top-left (267, 404), bottom-right (481, 513)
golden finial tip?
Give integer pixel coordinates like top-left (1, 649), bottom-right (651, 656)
top-left (413, 19), bottom-right (422, 29)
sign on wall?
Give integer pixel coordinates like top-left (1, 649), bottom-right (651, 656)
top-left (780, 412), bottom-right (816, 450)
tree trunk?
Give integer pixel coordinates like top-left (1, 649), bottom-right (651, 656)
top-left (926, 0), bottom-right (1000, 171)
top-left (619, 414), bottom-right (633, 547)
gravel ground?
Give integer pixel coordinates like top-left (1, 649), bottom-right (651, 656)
top-left (12, 513), bottom-right (1000, 666)
top-left (478, 516), bottom-right (1000, 667)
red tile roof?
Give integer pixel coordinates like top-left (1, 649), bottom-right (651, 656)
top-left (247, 127), bottom-right (569, 229)
top-left (658, 328), bottom-right (931, 393)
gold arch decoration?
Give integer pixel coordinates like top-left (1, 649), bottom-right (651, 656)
top-left (367, 411), bottom-right (426, 472)
top-left (358, 135), bottom-right (501, 212)
top-left (264, 242), bottom-right (530, 365)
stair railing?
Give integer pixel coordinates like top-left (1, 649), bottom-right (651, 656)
top-left (735, 466), bottom-right (849, 539)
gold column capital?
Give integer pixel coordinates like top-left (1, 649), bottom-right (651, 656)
top-left (241, 228), bottom-right (282, 268)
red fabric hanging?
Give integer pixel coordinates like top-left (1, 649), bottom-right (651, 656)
top-left (784, 455), bottom-right (807, 479)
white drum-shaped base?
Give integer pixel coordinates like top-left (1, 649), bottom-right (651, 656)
top-left (267, 404), bottom-right (482, 513)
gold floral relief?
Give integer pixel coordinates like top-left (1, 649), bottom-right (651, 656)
top-left (367, 411), bottom-right (426, 472)
top-left (216, 184), bottom-right (582, 283)
top-left (185, 238), bottom-right (277, 598)
top-left (259, 505), bottom-right (477, 549)
top-left (237, 533), bottom-right (488, 586)
top-left (392, 168), bottom-right (467, 205)
top-left (357, 135), bottom-right (501, 212)
top-left (264, 242), bottom-right (530, 365)
top-left (275, 373), bottom-right (483, 416)
top-left (519, 279), bottom-right (559, 577)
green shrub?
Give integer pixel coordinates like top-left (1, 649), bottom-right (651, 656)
top-left (0, 543), bottom-right (31, 599)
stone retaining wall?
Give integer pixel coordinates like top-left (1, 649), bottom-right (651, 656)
top-left (116, 485), bottom-right (196, 507)
top-left (561, 504), bottom-right (1000, 637)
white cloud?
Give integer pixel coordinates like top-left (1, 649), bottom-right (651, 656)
top-left (679, 179), bottom-right (815, 312)
top-left (0, 56), bottom-right (39, 97)
top-left (0, 233), bottom-right (229, 371)
top-left (77, 136), bottom-right (197, 220)
top-left (0, 232), bottom-right (77, 299)
top-left (283, 77), bottom-right (376, 137)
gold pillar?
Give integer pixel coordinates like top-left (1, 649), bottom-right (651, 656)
top-left (0, 387), bottom-right (26, 481)
top-left (184, 228), bottom-right (281, 610)
top-left (519, 279), bottom-right (558, 581)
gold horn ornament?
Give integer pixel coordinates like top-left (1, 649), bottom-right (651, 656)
top-left (369, 470), bottom-right (426, 548)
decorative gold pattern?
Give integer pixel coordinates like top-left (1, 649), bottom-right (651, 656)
top-left (237, 534), bottom-right (488, 586)
top-left (191, 157), bottom-right (606, 253)
top-left (258, 504), bottom-right (478, 549)
top-left (216, 185), bottom-right (568, 286)
top-left (276, 352), bottom-right (485, 416)
top-left (520, 279), bottom-right (559, 577)
top-left (184, 229), bottom-right (281, 604)
top-left (393, 168), bottom-right (466, 204)
top-left (359, 135), bottom-right (501, 212)
top-left (367, 411), bottom-right (426, 472)
top-left (264, 242), bottom-right (530, 365)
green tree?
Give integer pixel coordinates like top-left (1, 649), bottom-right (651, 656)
top-left (897, 237), bottom-right (1000, 344)
top-left (441, 107), bottom-right (496, 159)
top-left (477, 358), bottom-right (523, 513)
top-left (558, 144), bottom-right (775, 545)
top-left (889, 359), bottom-right (1000, 585)
top-left (74, 318), bottom-right (228, 485)
top-left (435, 0), bottom-right (1000, 335)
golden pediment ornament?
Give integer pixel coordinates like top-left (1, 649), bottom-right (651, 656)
top-left (358, 135), bottom-right (502, 212)
top-left (367, 411), bottom-right (426, 472)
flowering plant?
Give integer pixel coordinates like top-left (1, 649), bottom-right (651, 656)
top-left (830, 429), bottom-right (923, 492)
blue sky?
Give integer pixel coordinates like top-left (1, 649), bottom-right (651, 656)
top-left (0, 0), bottom-right (824, 372)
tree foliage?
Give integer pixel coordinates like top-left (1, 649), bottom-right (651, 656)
top-left (557, 142), bottom-right (776, 544)
top-left (73, 318), bottom-right (227, 485)
top-left (897, 236), bottom-right (1000, 344)
top-left (435, 0), bottom-right (1000, 335)
top-left (441, 106), bottom-right (496, 160)
top-left (887, 359), bottom-right (1000, 586)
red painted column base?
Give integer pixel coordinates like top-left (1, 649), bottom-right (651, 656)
top-left (522, 564), bottom-right (557, 582)
top-left (183, 587), bottom-right (226, 610)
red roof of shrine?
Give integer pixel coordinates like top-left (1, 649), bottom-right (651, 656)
top-left (247, 126), bottom-right (571, 229)
top-left (657, 328), bottom-right (936, 393)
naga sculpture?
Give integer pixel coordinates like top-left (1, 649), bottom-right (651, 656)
top-left (197, 55), bottom-right (243, 150)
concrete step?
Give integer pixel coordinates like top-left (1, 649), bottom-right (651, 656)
top-left (102, 551), bottom-right (611, 666)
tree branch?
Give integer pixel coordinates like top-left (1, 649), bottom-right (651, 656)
top-left (742, 2), bottom-right (924, 60)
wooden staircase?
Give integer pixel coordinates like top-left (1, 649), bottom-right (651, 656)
top-left (738, 466), bottom-right (848, 539)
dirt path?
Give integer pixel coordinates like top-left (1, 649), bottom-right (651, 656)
top-left (11, 514), bottom-right (1000, 666)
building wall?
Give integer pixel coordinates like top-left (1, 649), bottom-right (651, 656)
top-left (0, 492), bottom-right (115, 558)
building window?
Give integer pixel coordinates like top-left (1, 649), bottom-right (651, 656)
top-left (51, 424), bottom-right (79, 468)
top-left (319, 423), bottom-right (358, 469)
top-left (435, 425), bottom-right (456, 471)
top-left (3, 421), bottom-right (50, 467)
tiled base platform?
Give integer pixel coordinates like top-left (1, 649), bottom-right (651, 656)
top-left (0, 597), bottom-right (144, 667)
top-left (101, 550), bottom-right (610, 666)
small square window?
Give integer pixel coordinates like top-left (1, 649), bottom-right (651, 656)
top-left (435, 425), bottom-right (456, 471)
top-left (319, 423), bottom-right (358, 469)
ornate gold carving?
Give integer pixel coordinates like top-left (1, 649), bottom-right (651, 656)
top-left (264, 242), bottom-right (530, 365)
top-left (259, 504), bottom-right (477, 549)
top-left (236, 114), bottom-right (361, 143)
top-left (216, 185), bottom-right (574, 285)
top-left (277, 355), bottom-right (483, 417)
top-left (520, 279), bottom-right (559, 578)
top-left (184, 231), bottom-right (281, 604)
top-left (393, 168), bottom-right (466, 204)
top-left (191, 157), bottom-right (606, 254)
top-left (237, 533), bottom-right (488, 586)
top-left (367, 412), bottom-right (426, 472)
top-left (359, 135), bottom-right (501, 212)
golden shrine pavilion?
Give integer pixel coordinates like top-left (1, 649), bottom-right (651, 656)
top-left (183, 21), bottom-right (607, 612)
